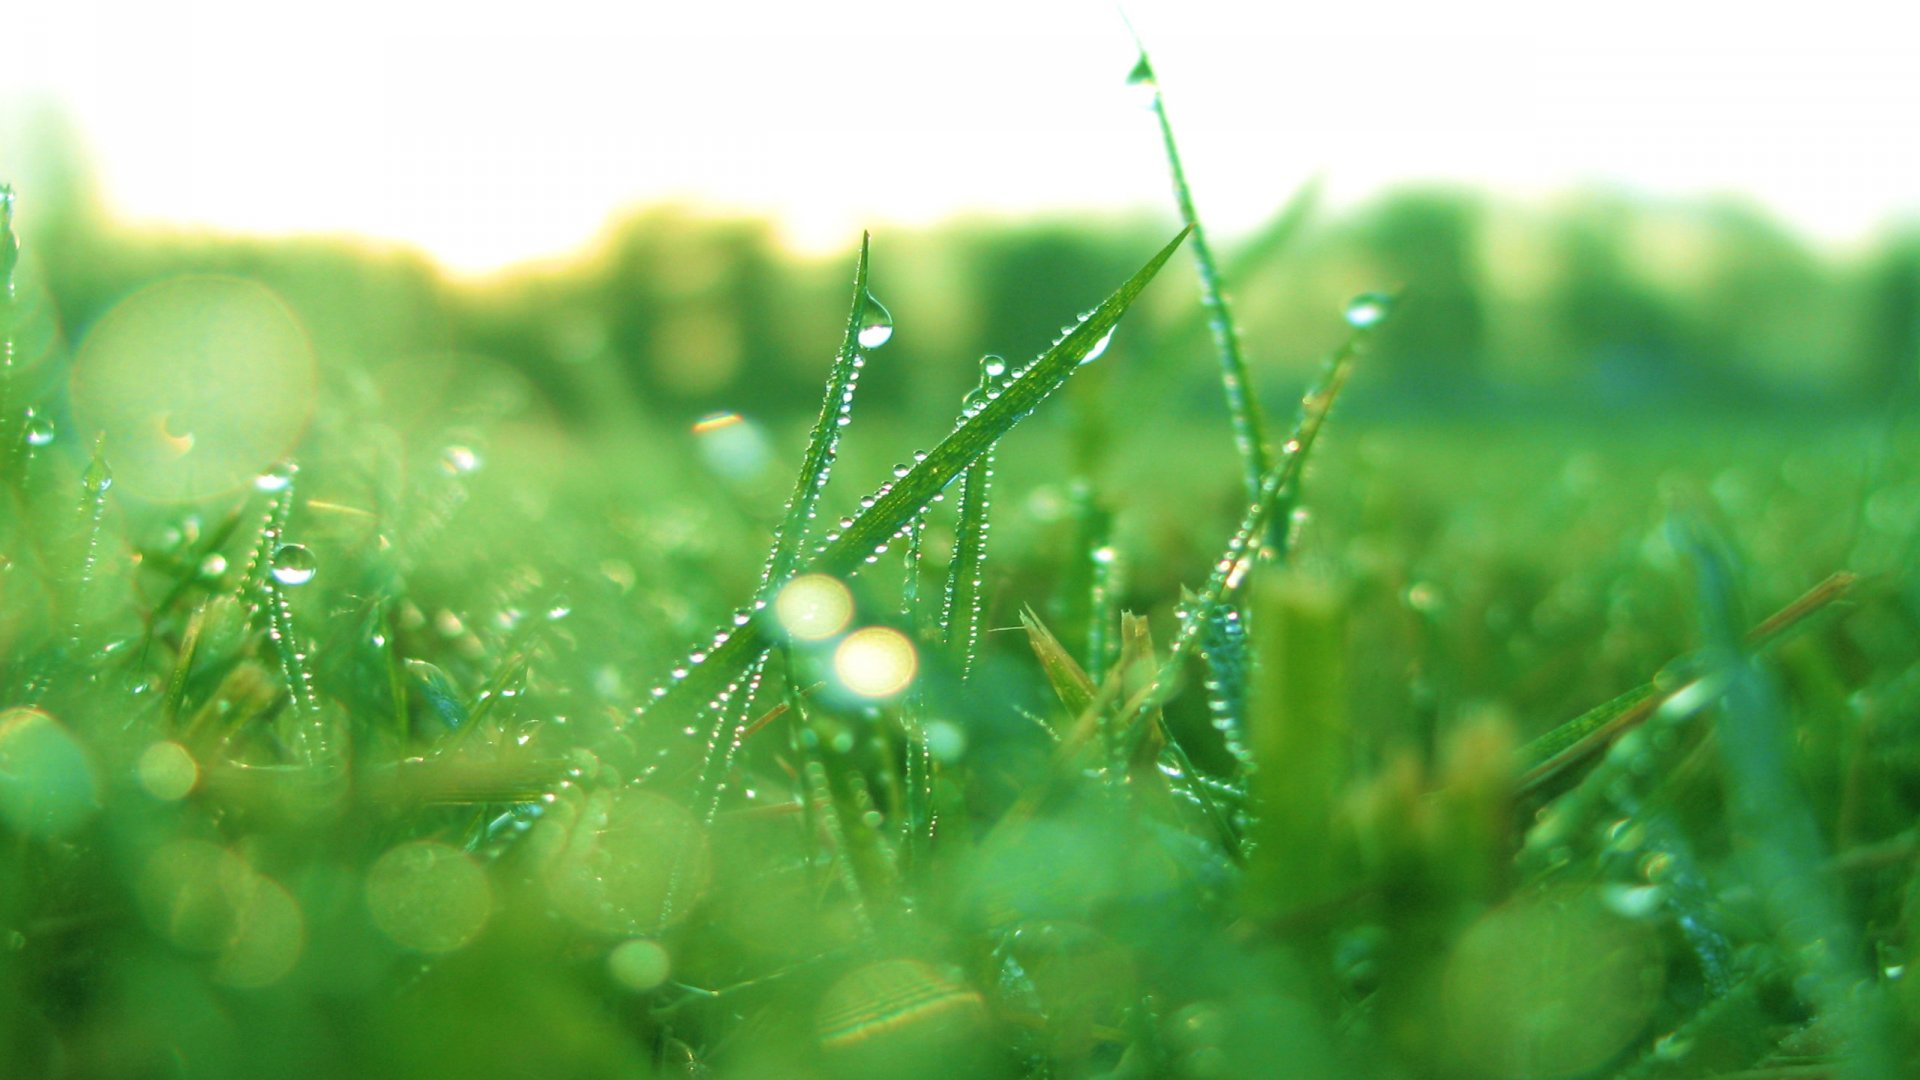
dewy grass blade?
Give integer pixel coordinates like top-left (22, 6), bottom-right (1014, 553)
top-left (1118, 305), bottom-right (1375, 742)
top-left (939, 356), bottom-right (1006, 680)
top-left (1516, 571), bottom-right (1857, 793)
top-left (688, 234), bottom-right (880, 822)
top-left (634, 228), bottom-right (1190, 728)
top-left (1130, 46), bottom-right (1270, 504)
top-left (0, 185), bottom-right (19, 478)
top-left (761, 231), bottom-right (881, 593)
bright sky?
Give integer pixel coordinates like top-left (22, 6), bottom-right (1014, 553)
top-left (4, 0), bottom-right (1917, 272)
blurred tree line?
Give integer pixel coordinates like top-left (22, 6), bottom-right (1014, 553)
top-left (10, 146), bottom-right (1918, 433)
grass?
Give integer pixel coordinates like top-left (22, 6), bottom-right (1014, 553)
top-left (3, 52), bottom-right (1920, 1080)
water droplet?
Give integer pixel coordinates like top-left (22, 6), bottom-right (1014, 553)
top-left (857, 291), bottom-right (894, 349)
top-left (81, 455), bottom-right (112, 494)
top-left (22, 414), bottom-right (54, 447)
top-left (255, 464), bottom-right (295, 492)
top-left (1344, 291), bottom-right (1394, 329)
top-left (199, 553), bottom-right (229, 579)
top-left (1080, 327), bottom-right (1116, 364)
top-left (981, 354), bottom-right (1007, 379)
top-left (269, 544), bottom-right (318, 587)
top-left (442, 445), bottom-right (482, 475)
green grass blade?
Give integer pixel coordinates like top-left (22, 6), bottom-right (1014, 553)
top-left (1119, 307), bottom-right (1376, 739)
top-left (938, 356), bottom-right (1005, 679)
top-left (1517, 571), bottom-right (1857, 793)
top-left (635, 227), bottom-right (1191, 726)
top-left (0, 184), bottom-right (18, 478)
top-left (1131, 47), bottom-right (1270, 504)
top-left (761, 231), bottom-right (881, 593)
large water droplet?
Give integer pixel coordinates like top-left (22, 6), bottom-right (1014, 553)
top-left (269, 544), bottom-right (318, 587)
top-left (1079, 327), bottom-right (1116, 364)
top-left (857, 291), bottom-right (894, 349)
top-left (255, 464), bottom-right (295, 493)
top-left (81, 455), bottom-right (113, 495)
top-left (22, 414), bottom-right (54, 447)
top-left (1344, 292), bottom-right (1394, 329)
top-left (981, 354), bottom-right (1007, 379)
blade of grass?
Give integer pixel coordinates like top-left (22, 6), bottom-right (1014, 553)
top-left (1116, 306), bottom-right (1377, 755)
top-left (761, 231), bottom-right (880, 593)
top-left (939, 356), bottom-right (1005, 679)
top-left (1517, 571), bottom-right (1857, 794)
top-left (633, 227), bottom-right (1191, 729)
top-left (0, 184), bottom-right (19, 479)
top-left (1130, 45), bottom-right (1270, 504)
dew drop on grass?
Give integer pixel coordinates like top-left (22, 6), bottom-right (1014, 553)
top-left (1343, 291), bottom-right (1395, 329)
top-left (22, 413), bottom-right (54, 447)
top-left (269, 544), bottom-right (318, 587)
top-left (981, 354), bottom-right (1008, 379)
top-left (857, 291), bottom-right (894, 349)
top-left (1080, 327), bottom-right (1116, 364)
top-left (80, 454), bottom-right (112, 494)
top-left (255, 464), bottom-right (294, 493)
top-left (199, 553), bottom-right (229, 579)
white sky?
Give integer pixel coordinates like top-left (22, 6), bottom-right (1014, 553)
top-left (4, 0), bottom-right (1917, 272)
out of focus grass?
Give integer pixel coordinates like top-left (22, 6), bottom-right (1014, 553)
top-left (2, 108), bottom-right (1919, 1080)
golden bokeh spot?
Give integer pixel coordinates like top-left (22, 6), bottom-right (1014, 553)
top-left (0, 707), bottom-right (100, 838)
top-left (70, 275), bottom-right (316, 502)
top-left (137, 839), bottom-right (305, 988)
top-left (366, 840), bottom-right (494, 954)
top-left (818, 959), bottom-right (988, 1076)
top-left (137, 740), bottom-right (199, 801)
top-left (213, 872), bottom-right (305, 989)
top-left (1442, 886), bottom-right (1664, 1078)
top-left (834, 626), bottom-right (917, 698)
top-left (541, 788), bottom-right (710, 935)
top-left (775, 574), bottom-right (854, 642)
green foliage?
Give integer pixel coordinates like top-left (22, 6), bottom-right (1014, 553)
top-left (3, 69), bottom-right (1920, 1080)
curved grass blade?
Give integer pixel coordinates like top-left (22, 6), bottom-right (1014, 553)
top-left (634, 227), bottom-right (1191, 728)
top-left (1117, 308), bottom-right (1376, 746)
top-left (939, 356), bottom-right (1005, 679)
top-left (1130, 46), bottom-right (1269, 504)
top-left (687, 234), bottom-right (880, 823)
top-left (1517, 571), bottom-right (1857, 794)
top-left (1106, 308), bottom-right (1380, 855)
top-left (762, 231), bottom-right (881, 592)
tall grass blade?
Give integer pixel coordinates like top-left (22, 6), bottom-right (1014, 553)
top-left (938, 355), bottom-right (1005, 679)
top-left (636, 227), bottom-right (1191, 726)
top-left (1130, 47), bottom-right (1270, 503)
top-left (762, 230), bottom-right (882, 592)
top-left (1117, 305), bottom-right (1378, 748)
top-left (0, 184), bottom-right (18, 477)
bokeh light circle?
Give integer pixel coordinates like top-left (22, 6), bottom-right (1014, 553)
top-left (366, 840), bottom-right (494, 954)
top-left (1442, 886), bottom-right (1664, 1077)
top-left (70, 275), bottom-right (316, 502)
top-left (833, 627), bottom-right (918, 698)
top-left (775, 574), bottom-right (853, 642)
top-left (0, 707), bottom-right (100, 838)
